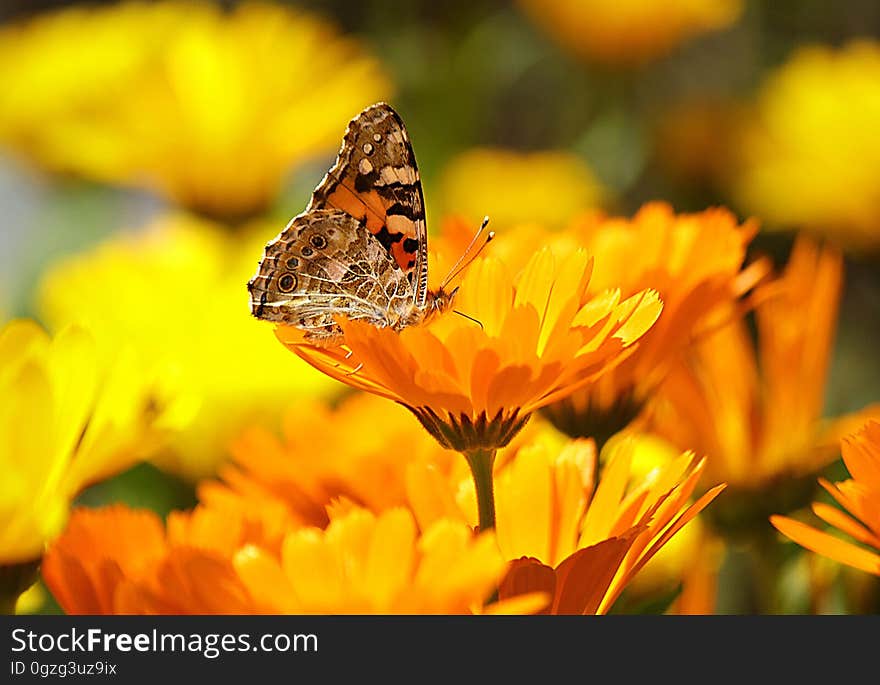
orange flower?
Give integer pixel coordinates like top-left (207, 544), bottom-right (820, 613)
top-left (652, 236), bottom-right (879, 498)
top-left (234, 507), bottom-right (516, 614)
top-left (772, 421), bottom-right (880, 576)
top-left (274, 247), bottom-right (660, 532)
top-left (276, 249), bottom-right (661, 453)
top-left (42, 505), bottom-right (263, 614)
top-left (409, 431), bottom-right (723, 614)
top-left (497, 438), bottom-right (722, 614)
top-left (199, 393), bottom-right (458, 539)
top-left (461, 203), bottom-right (765, 444)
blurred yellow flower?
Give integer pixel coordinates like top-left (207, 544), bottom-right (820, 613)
top-left (0, 1), bottom-right (392, 220)
top-left (652, 237), bottom-right (880, 500)
top-left (235, 507), bottom-right (511, 614)
top-left (436, 148), bottom-right (606, 230)
top-left (772, 421), bottom-right (880, 577)
top-left (732, 40), bottom-right (880, 251)
top-left (492, 436), bottom-right (723, 613)
top-left (276, 250), bottom-right (661, 453)
top-left (0, 320), bottom-right (164, 565)
top-left (517, 0), bottom-right (743, 66)
top-left (37, 214), bottom-right (336, 480)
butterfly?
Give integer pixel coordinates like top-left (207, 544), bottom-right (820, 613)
top-left (248, 102), bottom-right (490, 344)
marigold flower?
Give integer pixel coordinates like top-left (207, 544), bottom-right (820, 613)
top-left (731, 40), bottom-right (880, 251)
top-left (493, 437), bottom-right (721, 613)
top-left (199, 393), bottom-right (458, 537)
top-left (0, 1), bottom-right (391, 220)
top-left (0, 321), bottom-right (163, 566)
top-left (275, 248), bottom-right (660, 531)
top-left (43, 504), bottom-right (265, 614)
top-left (771, 421), bottom-right (880, 577)
top-left (37, 214), bottom-right (337, 480)
top-left (234, 507), bottom-right (512, 614)
top-left (603, 433), bottom-right (722, 614)
top-left (464, 203), bottom-right (765, 445)
top-left (277, 249), bottom-right (661, 451)
top-left (517, 0), bottom-right (743, 66)
top-left (0, 320), bottom-right (169, 612)
top-left (436, 148), bottom-right (606, 230)
top-left (652, 237), bottom-right (880, 512)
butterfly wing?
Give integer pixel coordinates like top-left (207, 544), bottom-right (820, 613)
top-left (248, 209), bottom-right (417, 341)
top-left (308, 102), bottom-right (429, 309)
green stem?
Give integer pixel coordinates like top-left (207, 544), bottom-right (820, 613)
top-left (464, 448), bottom-right (497, 532)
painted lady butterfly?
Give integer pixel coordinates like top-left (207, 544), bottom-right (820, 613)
top-left (248, 102), bottom-right (489, 344)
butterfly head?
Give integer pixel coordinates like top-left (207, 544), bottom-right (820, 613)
top-left (426, 285), bottom-right (459, 317)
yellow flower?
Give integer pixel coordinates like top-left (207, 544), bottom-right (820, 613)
top-left (436, 148), bottom-right (606, 230)
top-left (772, 421), bottom-right (880, 577)
top-left (652, 237), bottom-right (880, 501)
top-left (0, 1), bottom-right (392, 220)
top-left (0, 319), bottom-right (165, 611)
top-left (517, 0), bottom-right (743, 66)
top-left (732, 40), bottom-right (880, 251)
top-left (605, 433), bottom-right (722, 614)
top-left (409, 431), bottom-right (723, 614)
top-left (37, 213), bottom-right (336, 480)
top-left (235, 507), bottom-right (509, 614)
top-left (276, 249), bottom-right (661, 452)
top-left (468, 203), bottom-right (764, 444)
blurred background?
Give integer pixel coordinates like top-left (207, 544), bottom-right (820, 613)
top-left (1, 0), bottom-right (879, 613)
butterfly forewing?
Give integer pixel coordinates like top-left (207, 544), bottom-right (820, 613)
top-left (307, 103), bottom-right (429, 308)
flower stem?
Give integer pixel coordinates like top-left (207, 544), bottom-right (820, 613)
top-left (464, 448), bottom-right (497, 531)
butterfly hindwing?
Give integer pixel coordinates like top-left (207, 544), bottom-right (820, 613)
top-left (248, 209), bottom-right (416, 340)
top-left (308, 103), bottom-right (429, 308)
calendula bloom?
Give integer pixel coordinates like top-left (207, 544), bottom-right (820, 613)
top-left (436, 148), bottom-right (606, 230)
top-left (652, 237), bottom-right (880, 504)
top-left (0, 320), bottom-right (167, 611)
top-left (471, 203), bottom-right (764, 444)
top-left (205, 392), bottom-right (572, 550)
top-left (732, 40), bottom-right (880, 251)
top-left (517, 0), bottom-right (743, 66)
top-left (235, 507), bottom-right (518, 614)
top-left (417, 433), bottom-right (721, 614)
top-left (605, 433), bottom-right (721, 614)
top-left (200, 393), bottom-right (459, 538)
top-left (0, 1), bottom-right (391, 220)
top-left (37, 214), bottom-right (336, 480)
top-left (772, 421), bottom-right (880, 577)
top-left (276, 248), bottom-right (660, 529)
top-left (0, 320), bottom-right (165, 565)
top-left (43, 505), bottom-right (265, 614)
top-left (277, 249), bottom-right (661, 451)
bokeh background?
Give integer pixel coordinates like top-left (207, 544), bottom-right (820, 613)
top-left (2, 0), bottom-right (879, 613)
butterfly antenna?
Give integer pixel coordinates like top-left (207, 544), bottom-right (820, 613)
top-left (452, 309), bottom-right (484, 331)
top-left (440, 215), bottom-right (494, 290)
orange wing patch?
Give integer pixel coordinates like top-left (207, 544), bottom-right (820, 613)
top-left (308, 103), bottom-right (429, 306)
